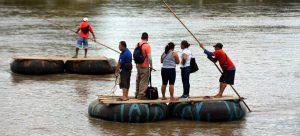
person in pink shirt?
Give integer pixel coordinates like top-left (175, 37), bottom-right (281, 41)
top-left (72, 17), bottom-right (96, 58)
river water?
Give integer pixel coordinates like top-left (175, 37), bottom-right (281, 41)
top-left (0, 0), bottom-right (299, 135)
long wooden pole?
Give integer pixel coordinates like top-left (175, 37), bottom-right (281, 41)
top-left (37, 16), bottom-right (158, 71)
top-left (161, 0), bottom-right (251, 112)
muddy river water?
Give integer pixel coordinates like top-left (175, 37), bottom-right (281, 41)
top-left (0, 0), bottom-right (299, 135)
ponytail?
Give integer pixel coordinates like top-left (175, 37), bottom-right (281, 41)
top-left (164, 42), bottom-right (175, 54)
top-left (164, 45), bottom-right (170, 54)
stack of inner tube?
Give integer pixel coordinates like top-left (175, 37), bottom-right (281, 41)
top-left (10, 56), bottom-right (116, 75)
top-left (88, 99), bottom-right (247, 123)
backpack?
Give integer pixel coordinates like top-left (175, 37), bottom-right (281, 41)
top-left (133, 43), bottom-right (146, 64)
top-left (81, 25), bottom-right (90, 34)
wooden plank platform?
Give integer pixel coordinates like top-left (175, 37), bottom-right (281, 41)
top-left (97, 94), bottom-right (244, 105)
top-left (13, 56), bottom-right (108, 61)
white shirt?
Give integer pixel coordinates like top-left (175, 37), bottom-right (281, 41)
top-left (180, 48), bottom-right (192, 68)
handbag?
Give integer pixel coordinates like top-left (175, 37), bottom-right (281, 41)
top-left (146, 71), bottom-right (159, 100)
top-left (190, 57), bottom-right (199, 73)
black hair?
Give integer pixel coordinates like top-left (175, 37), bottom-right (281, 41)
top-left (181, 40), bottom-right (190, 48)
top-left (164, 42), bottom-right (175, 54)
top-left (119, 41), bottom-right (127, 48)
top-left (141, 32), bottom-right (148, 40)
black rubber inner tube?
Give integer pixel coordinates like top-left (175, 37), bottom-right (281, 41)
top-left (168, 100), bottom-right (247, 122)
top-left (65, 59), bottom-right (116, 75)
top-left (10, 59), bottom-right (64, 75)
top-left (88, 100), bottom-right (169, 123)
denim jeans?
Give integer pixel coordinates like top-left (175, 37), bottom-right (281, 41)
top-left (181, 66), bottom-right (191, 96)
top-left (76, 37), bottom-right (88, 49)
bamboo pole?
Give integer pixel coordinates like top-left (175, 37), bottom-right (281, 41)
top-left (36, 16), bottom-right (157, 71)
top-left (161, 0), bottom-right (251, 112)
top-left (39, 17), bottom-right (121, 54)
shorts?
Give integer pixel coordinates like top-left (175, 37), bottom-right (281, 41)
top-left (219, 69), bottom-right (235, 85)
top-left (161, 68), bottom-right (176, 85)
top-left (76, 37), bottom-right (88, 49)
top-left (119, 70), bottom-right (131, 89)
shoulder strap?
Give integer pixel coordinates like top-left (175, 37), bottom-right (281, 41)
top-left (140, 42), bottom-right (146, 47)
top-left (162, 51), bottom-right (171, 61)
top-left (137, 42), bottom-right (148, 59)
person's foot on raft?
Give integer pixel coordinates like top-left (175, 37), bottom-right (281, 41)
top-left (170, 97), bottom-right (178, 101)
top-left (161, 97), bottom-right (167, 100)
top-left (214, 94), bottom-right (222, 98)
top-left (72, 55), bottom-right (78, 58)
top-left (117, 97), bottom-right (129, 101)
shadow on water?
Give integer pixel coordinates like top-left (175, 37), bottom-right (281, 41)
top-left (10, 73), bottom-right (115, 83)
top-left (88, 117), bottom-right (246, 135)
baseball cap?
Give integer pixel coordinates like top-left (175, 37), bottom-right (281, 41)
top-left (83, 17), bottom-right (88, 22)
top-left (213, 43), bottom-right (223, 49)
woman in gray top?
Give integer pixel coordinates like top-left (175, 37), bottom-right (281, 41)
top-left (160, 42), bottom-right (180, 101)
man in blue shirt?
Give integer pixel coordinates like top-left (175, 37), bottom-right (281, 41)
top-left (115, 41), bottom-right (132, 101)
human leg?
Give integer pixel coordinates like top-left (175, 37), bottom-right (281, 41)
top-left (180, 68), bottom-right (185, 97)
top-left (72, 48), bottom-right (79, 58)
top-left (84, 49), bottom-right (88, 58)
top-left (215, 82), bottom-right (227, 98)
top-left (169, 85), bottom-right (178, 101)
top-left (119, 70), bottom-right (131, 100)
top-left (168, 68), bottom-right (176, 100)
top-left (161, 68), bottom-right (168, 99)
top-left (73, 37), bottom-right (83, 58)
top-left (216, 69), bottom-right (235, 97)
top-left (137, 68), bottom-right (149, 99)
top-left (135, 67), bottom-right (141, 98)
top-left (161, 85), bottom-right (167, 100)
top-left (83, 38), bottom-right (88, 58)
top-left (180, 67), bottom-right (190, 98)
top-left (119, 88), bottom-right (129, 100)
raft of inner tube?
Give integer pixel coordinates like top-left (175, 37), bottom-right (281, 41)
top-left (10, 56), bottom-right (116, 75)
top-left (65, 58), bottom-right (116, 75)
top-left (168, 100), bottom-right (246, 122)
top-left (88, 100), bottom-right (169, 123)
top-left (10, 59), bottom-right (64, 75)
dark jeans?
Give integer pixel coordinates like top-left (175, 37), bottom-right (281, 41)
top-left (181, 66), bottom-right (191, 96)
